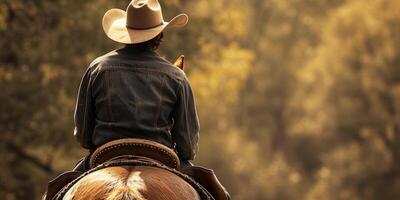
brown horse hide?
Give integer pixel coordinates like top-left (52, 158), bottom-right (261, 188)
top-left (62, 166), bottom-right (200, 200)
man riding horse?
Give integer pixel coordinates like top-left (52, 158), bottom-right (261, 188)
top-left (45, 0), bottom-right (229, 199)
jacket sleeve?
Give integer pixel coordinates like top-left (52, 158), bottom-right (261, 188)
top-left (171, 76), bottom-right (200, 160)
top-left (73, 67), bottom-right (95, 149)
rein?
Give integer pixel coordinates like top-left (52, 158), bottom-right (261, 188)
top-left (53, 159), bottom-right (214, 200)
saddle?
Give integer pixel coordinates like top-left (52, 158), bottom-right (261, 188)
top-left (89, 138), bottom-right (180, 169)
top-left (44, 139), bottom-right (230, 200)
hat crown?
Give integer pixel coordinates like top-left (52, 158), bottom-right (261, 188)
top-left (126, 0), bottom-right (164, 29)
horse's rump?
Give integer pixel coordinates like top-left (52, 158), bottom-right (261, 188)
top-left (63, 165), bottom-right (201, 200)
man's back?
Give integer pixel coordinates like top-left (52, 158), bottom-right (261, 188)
top-left (74, 46), bottom-right (199, 161)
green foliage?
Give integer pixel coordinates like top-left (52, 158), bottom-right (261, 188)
top-left (1, 0), bottom-right (400, 199)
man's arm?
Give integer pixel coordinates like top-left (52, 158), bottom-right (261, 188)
top-left (73, 67), bottom-right (95, 149)
top-left (171, 76), bottom-right (200, 161)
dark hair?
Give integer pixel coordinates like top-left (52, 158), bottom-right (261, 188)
top-left (126, 32), bottom-right (164, 50)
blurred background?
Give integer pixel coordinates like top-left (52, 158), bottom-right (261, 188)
top-left (1, 0), bottom-right (400, 199)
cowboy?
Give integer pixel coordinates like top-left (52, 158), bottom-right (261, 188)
top-left (71, 0), bottom-right (230, 199)
top-left (73, 0), bottom-right (197, 172)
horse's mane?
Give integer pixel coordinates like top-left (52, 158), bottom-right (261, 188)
top-left (63, 166), bottom-right (145, 200)
top-left (62, 166), bottom-right (199, 200)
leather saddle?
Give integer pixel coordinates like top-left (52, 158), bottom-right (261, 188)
top-left (45, 139), bottom-right (229, 200)
top-left (89, 138), bottom-right (180, 169)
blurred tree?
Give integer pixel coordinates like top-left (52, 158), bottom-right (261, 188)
top-left (297, 0), bottom-right (400, 199)
top-left (236, 0), bottom-right (348, 198)
top-left (0, 0), bottom-right (113, 198)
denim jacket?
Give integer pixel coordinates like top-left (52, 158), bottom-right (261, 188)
top-left (73, 46), bottom-right (199, 160)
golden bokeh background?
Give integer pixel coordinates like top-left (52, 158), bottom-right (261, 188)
top-left (1, 0), bottom-right (400, 199)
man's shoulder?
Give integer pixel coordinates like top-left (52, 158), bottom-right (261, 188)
top-left (153, 56), bottom-right (187, 79)
top-left (88, 50), bottom-right (119, 68)
top-left (85, 50), bottom-right (122, 77)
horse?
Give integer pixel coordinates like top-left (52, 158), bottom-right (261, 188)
top-left (46, 138), bottom-right (213, 200)
top-left (61, 165), bottom-right (201, 200)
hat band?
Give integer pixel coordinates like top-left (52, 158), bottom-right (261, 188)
top-left (126, 22), bottom-right (164, 30)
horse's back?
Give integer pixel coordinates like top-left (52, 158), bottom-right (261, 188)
top-left (63, 166), bottom-right (200, 200)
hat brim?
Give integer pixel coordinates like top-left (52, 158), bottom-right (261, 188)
top-left (102, 9), bottom-right (188, 44)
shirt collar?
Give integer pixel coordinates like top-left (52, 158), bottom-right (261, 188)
top-left (117, 45), bottom-right (159, 56)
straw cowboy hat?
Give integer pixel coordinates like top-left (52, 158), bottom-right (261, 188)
top-left (102, 0), bottom-right (188, 44)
